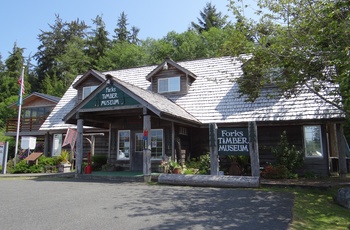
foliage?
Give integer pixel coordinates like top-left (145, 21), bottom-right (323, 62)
top-left (230, 0), bottom-right (350, 115)
top-left (271, 131), bottom-right (304, 172)
top-left (114, 12), bottom-right (130, 43)
top-left (185, 153), bottom-right (211, 175)
top-left (227, 155), bottom-right (251, 175)
top-left (91, 155), bottom-right (108, 170)
top-left (10, 160), bottom-right (31, 173)
top-left (87, 15), bottom-right (110, 69)
top-left (59, 150), bottom-right (70, 164)
top-left (34, 15), bottom-right (89, 94)
top-left (191, 2), bottom-right (228, 33)
top-left (38, 155), bottom-right (60, 166)
top-left (160, 159), bottom-right (182, 173)
top-left (261, 164), bottom-right (290, 179)
top-left (7, 155), bottom-right (61, 174)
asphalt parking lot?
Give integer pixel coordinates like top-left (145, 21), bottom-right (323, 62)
top-left (0, 178), bottom-right (293, 230)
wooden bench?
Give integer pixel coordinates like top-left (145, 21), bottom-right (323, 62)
top-left (24, 152), bottom-right (43, 165)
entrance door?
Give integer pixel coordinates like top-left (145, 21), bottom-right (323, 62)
top-left (131, 133), bottom-right (143, 171)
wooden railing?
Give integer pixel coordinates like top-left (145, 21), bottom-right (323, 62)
top-left (5, 116), bottom-right (48, 132)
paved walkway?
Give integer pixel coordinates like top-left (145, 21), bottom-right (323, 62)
top-left (0, 177), bottom-right (294, 230)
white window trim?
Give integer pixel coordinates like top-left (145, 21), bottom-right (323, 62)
top-left (150, 129), bottom-right (164, 160)
top-left (83, 85), bottom-right (98, 99)
top-left (117, 130), bottom-right (130, 160)
top-left (158, 76), bottom-right (180, 93)
top-left (303, 125), bottom-right (323, 158)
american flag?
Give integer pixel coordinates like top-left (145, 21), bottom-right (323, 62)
top-left (17, 65), bottom-right (25, 105)
top-left (62, 128), bottom-right (78, 148)
top-left (18, 76), bottom-right (25, 94)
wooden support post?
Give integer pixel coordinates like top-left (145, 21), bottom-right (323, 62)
top-left (75, 118), bottom-right (84, 175)
top-left (209, 123), bottom-right (219, 175)
top-left (249, 121), bottom-right (260, 178)
top-left (143, 109), bottom-right (151, 182)
top-left (336, 124), bottom-right (348, 178)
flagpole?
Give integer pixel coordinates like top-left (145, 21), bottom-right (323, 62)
top-left (14, 65), bottom-right (25, 166)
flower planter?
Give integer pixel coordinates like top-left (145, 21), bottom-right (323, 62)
top-left (173, 168), bottom-right (182, 174)
top-left (59, 163), bottom-right (71, 173)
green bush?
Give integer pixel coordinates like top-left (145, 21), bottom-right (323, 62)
top-left (92, 155), bottom-right (108, 170)
top-left (185, 153), bottom-right (211, 175)
top-left (7, 156), bottom-right (61, 174)
top-left (10, 160), bottom-right (31, 174)
top-left (271, 131), bottom-right (304, 172)
top-left (38, 156), bottom-right (60, 166)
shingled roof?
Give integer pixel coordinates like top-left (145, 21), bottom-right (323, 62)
top-left (40, 56), bottom-right (345, 131)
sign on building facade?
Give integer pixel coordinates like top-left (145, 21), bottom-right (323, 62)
top-left (83, 85), bottom-right (140, 109)
top-left (217, 128), bottom-right (249, 155)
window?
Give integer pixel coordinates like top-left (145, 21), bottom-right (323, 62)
top-left (118, 130), bottom-right (130, 160)
top-left (158, 77), bottom-right (180, 93)
top-left (179, 127), bottom-right (188, 135)
top-left (135, 133), bottom-right (143, 152)
top-left (83, 86), bottom-right (98, 99)
top-left (303, 125), bottom-right (323, 158)
top-left (150, 129), bottom-right (163, 159)
top-left (23, 107), bottom-right (52, 118)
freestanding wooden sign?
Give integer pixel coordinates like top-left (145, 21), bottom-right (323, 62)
top-left (209, 122), bottom-right (260, 177)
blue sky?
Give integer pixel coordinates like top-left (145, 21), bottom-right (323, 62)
top-left (0, 0), bottom-right (236, 62)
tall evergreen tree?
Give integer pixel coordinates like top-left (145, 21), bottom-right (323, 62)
top-left (114, 12), bottom-right (130, 43)
top-left (34, 15), bottom-right (88, 91)
top-left (0, 44), bottom-right (28, 102)
top-left (129, 26), bottom-right (140, 45)
top-left (191, 2), bottom-right (228, 33)
top-left (0, 54), bottom-right (5, 72)
top-left (87, 15), bottom-right (110, 69)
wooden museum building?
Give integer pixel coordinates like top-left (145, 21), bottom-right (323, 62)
top-left (39, 56), bottom-right (349, 176)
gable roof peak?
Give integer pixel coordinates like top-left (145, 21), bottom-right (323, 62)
top-left (72, 69), bottom-right (105, 89)
top-left (145, 57), bottom-right (197, 82)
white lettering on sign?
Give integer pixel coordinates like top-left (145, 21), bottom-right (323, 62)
top-left (217, 128), bottom-right (249, 155)
top-left (220, 129), bottom-right (244, 137)
top-left (100, 86), bottom-right (120, 106)
top-left (101, 99), bottom-right (119, 106)
top-left (218, 144), bottom-right (249, 152)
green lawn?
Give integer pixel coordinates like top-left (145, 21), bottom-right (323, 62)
top-left (262, 185), bottom-right (350, 230)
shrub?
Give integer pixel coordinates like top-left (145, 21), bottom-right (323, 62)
top-left (10, 160), bottom-right (31, 174)
top-left (271, 131), bottom-right (304, 172)
top-left (185, 153), bottom-right (211, 175)
top-left (92, 155), bottom-right (108, 170)
top-left (38, 156), bottom-right (60, 166)
top-left (261, 165), bottom-right (290, 179)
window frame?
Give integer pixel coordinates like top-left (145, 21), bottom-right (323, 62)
top-left (150, 129), bottom-right (164, 160)
top-left (303, 125), bottom-right (323, 158)
top-left (83, 85), bottom-right (98, 99)
top-left (117, 130), bottom-right (130, 160)
top-left (158, 76), bottom-right (180, 93)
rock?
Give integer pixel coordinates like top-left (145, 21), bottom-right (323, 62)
top-left (334, 187), bottom-right (350, 209)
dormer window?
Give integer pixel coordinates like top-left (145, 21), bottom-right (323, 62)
top-left (83, 86), bottom-right (98, 99)
top-left (158, 76), bottom-right (180, 93)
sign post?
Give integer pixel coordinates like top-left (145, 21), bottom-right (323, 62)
top-left (1, 142), bottom-right (9, 174)
top-left (248, 121), bottom-right (260, 177)
top-left (209, 123), bottom-right (219, 175)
